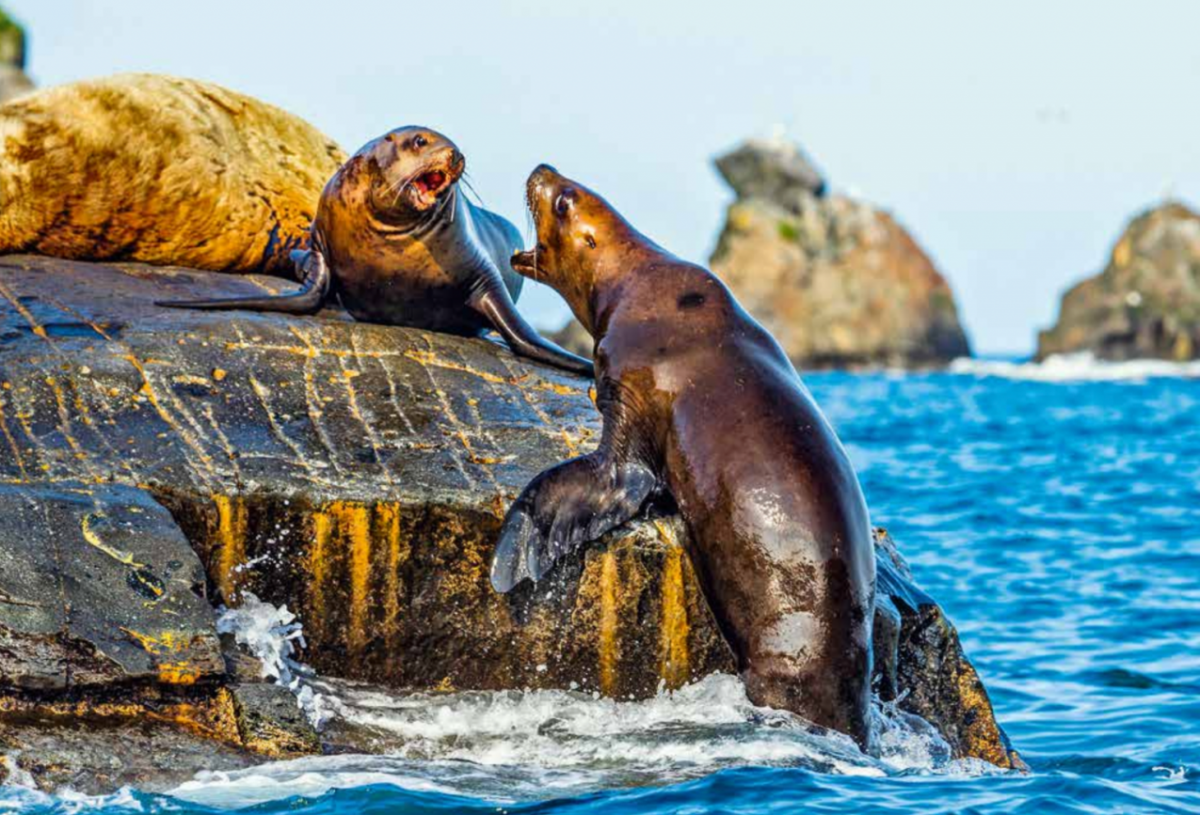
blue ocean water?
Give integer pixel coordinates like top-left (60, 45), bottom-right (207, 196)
top-left (4, 358), bottom-right (1200, 814)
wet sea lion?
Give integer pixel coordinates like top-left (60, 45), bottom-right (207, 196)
top-left (489, 165), bottom-right (876, 748)
top-left (0, 73), bottom-right (345, 274)
top-left (160, 127), bottom-right (593, 376)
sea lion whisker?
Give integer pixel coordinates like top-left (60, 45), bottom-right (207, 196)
top-left (461, 175), bottom-right (487, 208)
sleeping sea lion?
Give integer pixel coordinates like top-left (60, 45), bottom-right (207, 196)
top-left (489, 165), bottom-right (876, 749)
top-left (0, 73), bottom-right (344, 274)
top-left (159, 127), bottom-right (592, 376)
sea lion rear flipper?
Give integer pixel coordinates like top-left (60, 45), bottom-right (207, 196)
top-left (155, 249), bottom-right (331, 314)
top-left (490, 453), bottom-right (656, 593)
top-left (470, 286), bottom-right (594, 378)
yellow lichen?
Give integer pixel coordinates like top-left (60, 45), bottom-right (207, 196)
top-left (213, 495), bottom-right (247, 604)
top-left (309, 509), bottom-right (334, 644)
top-left (657, 529), bottom-right (691, 690)
top-left (598, 550), bottom-right (620, 696)
top-left (335, 502), bottom-right (373, 660)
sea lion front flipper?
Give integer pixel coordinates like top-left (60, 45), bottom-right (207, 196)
top-left (469, 285), bottom-right (595, 378)
top-left (155, 249), bottom-right (331, 314)
top-left (490, 452), bottom-right (656, 593)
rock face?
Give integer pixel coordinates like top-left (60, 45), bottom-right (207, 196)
top-left (708, 139), bottom-right (971, 369)
top-left (1038, 201), bottom-right (1200, 361)
top-left (0, 254), bottom-right (1019, 788)
top-left (0, 482), bottom-right (222, 690)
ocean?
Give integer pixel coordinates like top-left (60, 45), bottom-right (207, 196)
top-left (3, 353), bottom-right (1199, 814)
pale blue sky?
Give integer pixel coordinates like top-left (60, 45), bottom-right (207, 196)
top-left (12, 1), bottom-right (1200, 354)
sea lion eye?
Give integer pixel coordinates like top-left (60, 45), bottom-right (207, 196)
top-left (412, 135), bottom-right (428, 149)
top-left (555, 191), bottom-right (574, 217)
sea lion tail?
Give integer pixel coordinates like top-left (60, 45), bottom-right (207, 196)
top-left (156, 249), bottom-right (331, 315)
top-left (490, 453), bottom-right (656, 593)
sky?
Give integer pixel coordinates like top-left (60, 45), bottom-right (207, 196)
top-left (11, 1), bottom-right (1200, 355)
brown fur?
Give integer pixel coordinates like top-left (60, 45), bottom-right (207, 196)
top-left (0, 73), bottom-right (346, 274)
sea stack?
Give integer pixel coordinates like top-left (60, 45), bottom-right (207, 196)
top-left (708, 136), bottom-right (971, 369)
top-left (1038, 200), bottom-right (1200, 362)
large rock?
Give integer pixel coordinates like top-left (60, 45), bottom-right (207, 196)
top-left (0, 255), bottom-right (1019, 779)
top-left (708, 139), bottom-right (971, 369)
top-left (1038, 201), bottom-right (1200, 361)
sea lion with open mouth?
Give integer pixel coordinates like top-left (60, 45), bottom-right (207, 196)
top-left (489, 165), bottom-right (876, 749)
top-left (159, 127), bottom-right (593, 376)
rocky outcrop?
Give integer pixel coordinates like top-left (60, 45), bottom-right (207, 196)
top-left (708, 138), bottom-right (971, 369)
top-left (1038, 201), bottom-right (1200, 361)
top-left (0, 7), bottom-right (33, 103)
top-left (0, 255), bottom-right (1018, 789)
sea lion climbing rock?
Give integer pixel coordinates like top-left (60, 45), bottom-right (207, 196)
top-left (491, 165), bottom-right (876, 749)
top-left (0, 73), bottom-right (345, 274)
top-left (159, 126), bottom-right (593, 376)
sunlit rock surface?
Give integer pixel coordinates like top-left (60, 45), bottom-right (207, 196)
top-left (1038, 200), bottom-right (1200, 361)
top-left (0, 255), bottom-right (1018, 788)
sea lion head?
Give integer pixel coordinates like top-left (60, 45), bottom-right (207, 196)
top-left (361, 125), bottom-right (464, 224)
top-left (513, 164), bottom-right (650, 331)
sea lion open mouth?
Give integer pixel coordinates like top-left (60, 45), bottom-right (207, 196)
top-left (414, 170), bottom-right (447, 195)
top-left (510, 249), bottom-right (537, 275)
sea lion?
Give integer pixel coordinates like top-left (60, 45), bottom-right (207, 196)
top-left (159, 127), bottom-right (593, 376)
top-left (0, 73), bottom-right (345, 274)
top-left (489, 165), bottom-right (876, 749)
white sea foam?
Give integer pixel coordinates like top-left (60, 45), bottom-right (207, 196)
top-left (170, 757), bottom-right (462, 809)
top-left (0, 785), bottom-right (146, 813)
top-left (215, 593), bottom-right (330, 727)
top-left (949, 352), bottom-right (1200, 382)
top-left (164, 673), bottom-right (997, 808)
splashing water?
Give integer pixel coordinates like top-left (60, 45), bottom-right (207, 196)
top-left (215, 593), bottom-right (330, 727)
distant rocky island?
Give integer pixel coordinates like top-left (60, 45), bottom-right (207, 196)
top-left (0, 7), bottom-right (31, 103)
top-left (553, 137), bottom-right (973, 369)
top-left (1039, 200), bottom-right (1200, 362)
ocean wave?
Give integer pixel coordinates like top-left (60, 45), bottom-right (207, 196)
top-left (158, 674), bottom-right (992, 809)
top-left (948, 353), bottom-right (1200, 382)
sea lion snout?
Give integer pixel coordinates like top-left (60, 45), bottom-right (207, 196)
top-left (525, 163), bottom-right (561, 207)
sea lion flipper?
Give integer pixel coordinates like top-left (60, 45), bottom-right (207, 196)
top-left (470, 286), bottom-right (595, 378)
top-left (155, 249), bottom-right (331, 314)
top-left (490, 453), bottom-right (656, 593)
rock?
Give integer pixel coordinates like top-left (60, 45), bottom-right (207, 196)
top-left (715, 137), bottom-right (826, 205)
top-left (0, 482), bottom-right (222, 691)
top-left (0, 7), bottom-right (25, 69)
top-left (0, 7), bottom-right (33, 103)
top-left (872, 530), bottom-right (1024, 769)
top-left (547, 316), bottom-right (592, 359)
top-left (0, 712), bottom-right (257, 794)
top-left (707, 139), bottom-right (971, 369)
top-left (229, 683), bottom-right (319, 757)
top-left (0, 255), bottom-right (1017, 773)
top-left (1038, 200), bottom-right (1200, 361)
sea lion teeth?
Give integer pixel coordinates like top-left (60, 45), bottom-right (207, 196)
top-left (491, 164), bottom-right (876, 752)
